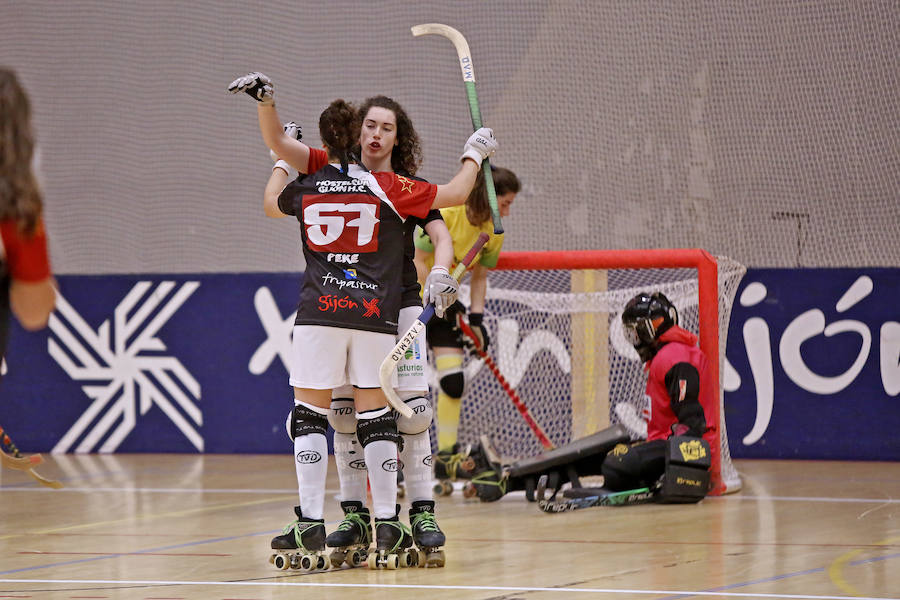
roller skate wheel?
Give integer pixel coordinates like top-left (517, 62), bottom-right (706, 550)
top-left (397, 550), bottom-right (415, 568)
top-left (426, 550), bottom-right (446, 568)
top-left (299, 554), bottom-right (316, 571)
top-left (272, 553), bottom-right (290, 570)
top-left (316, 554), bottom-right (327, 570)
top-left (329, 550), bottom-right (346, 568)
top-left (268, 553), bottom-right (276, 565)
top-left (433, 480), bottom-right (453, 496)
top-left (397, 485), bottom-right (406, 499)
top-left (349, 549), bottom-right (366, 567)
top-left (386, 553), bottom-right (400, 570)
top-left (462, 482), bottom-right (478, 498)
top-left (367, 553), bottom-right (379, 569)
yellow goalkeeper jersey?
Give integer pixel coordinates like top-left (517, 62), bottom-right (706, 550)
top-left (414, 205), bottom-right (504, 272)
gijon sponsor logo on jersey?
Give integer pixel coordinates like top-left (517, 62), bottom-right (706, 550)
top-left (318, 294), bottom-right (358, 313)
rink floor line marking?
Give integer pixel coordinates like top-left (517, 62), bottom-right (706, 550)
top-left (0, 494), bottom-right (295, 539)
top-left (2, 487), bottom-right (896, 504)
top-left (0, 578), bottom-right (897, 600)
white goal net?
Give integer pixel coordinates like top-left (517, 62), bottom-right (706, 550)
top-left (450, 252), bottom-right (746, 495)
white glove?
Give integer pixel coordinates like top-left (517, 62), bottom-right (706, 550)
top-left (227, 72), bottom-right (274, 106)
top-left (460, 127), bottom-right (498, 166)
top-left (270, 121), bottom-right (302, 161)
top-left (422, 265), bottom-right (459, 318)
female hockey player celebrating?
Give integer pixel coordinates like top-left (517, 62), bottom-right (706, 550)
top-left (229, 72), bottom-right (496, 569)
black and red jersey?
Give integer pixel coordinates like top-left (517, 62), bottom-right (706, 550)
top-left (277, 159), bottom-right (436, 334)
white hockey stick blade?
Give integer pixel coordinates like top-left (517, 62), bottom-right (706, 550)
top-left (378, 308), bottom-right (433, 419)
top-left (411, 23), bottom-right (475, 83)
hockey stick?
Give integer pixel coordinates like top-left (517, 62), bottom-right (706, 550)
top-left (457, 318), bottom-right (554, 450)
top-left (535, 474), bottom-right (653, 513)
top-left (379, 233), bottom-right (491, 418)
top-left (411, 23), bottom-right (503, 235)
top-left (0, 424), bottom-right (63, 489)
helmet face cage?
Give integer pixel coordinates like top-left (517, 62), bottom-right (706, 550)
top-left (621, 292), bottom-right (679, 361)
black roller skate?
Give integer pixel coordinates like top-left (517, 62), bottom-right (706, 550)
top-left (462, 435), bottom-right (509, 502)
top-left (409, 500), bottom-right (446, 567)
top-left (368, 506), bottom-right (416, 570)
top-left (325, 501), bottom-right (372, 569)
top-left (269, 506), bottom-right (328, 571)
top-left (433, 442), bottom-right (491, 496)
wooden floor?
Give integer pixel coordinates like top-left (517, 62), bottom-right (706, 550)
top-left (0, 455), bottom-right (898, 600)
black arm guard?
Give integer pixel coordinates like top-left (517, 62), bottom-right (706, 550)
top-left (664, 362), bottom-right (706, 437)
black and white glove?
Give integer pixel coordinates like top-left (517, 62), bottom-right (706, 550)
top-left (460, 127), bottom-right (498, 167)
top-left (270, 121), bottom-right (302, 162)
top-left (227, 72), bottom-right (274, 106)
top-left (422, 265), bottom-right (459, 318)
top-left (467, 313), bottom-right (490, 352)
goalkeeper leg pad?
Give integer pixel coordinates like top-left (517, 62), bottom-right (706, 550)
top-left (471, 425), bottom-right (630, 502)
top-left (656, 435), bottom-right (711, 504)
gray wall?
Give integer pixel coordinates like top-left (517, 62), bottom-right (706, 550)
top-left (3, 0), bottom-right (897, 273)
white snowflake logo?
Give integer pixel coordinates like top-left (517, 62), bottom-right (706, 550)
top-left (47, 281), bottom-right (202, 453)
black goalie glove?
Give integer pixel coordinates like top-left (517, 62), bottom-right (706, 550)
top-left (227, 71), bottom-right (274, 106)
top-left (467, 312), bottom-right (490, 353)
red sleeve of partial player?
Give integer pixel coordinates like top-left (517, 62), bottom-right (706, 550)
top-left (0, 219), bottom-right (52, 282)
top-left (307, 148), bottom-right (329, 173)
top-left (372, 172), bottom-right (436, 219)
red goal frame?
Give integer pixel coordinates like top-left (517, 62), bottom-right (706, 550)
top-left (494, 248), bottom-right (726, 495)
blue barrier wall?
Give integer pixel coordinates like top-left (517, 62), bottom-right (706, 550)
top-left (724, 269), bottom-right (900, 460)
top-left (2, 269), bottom-right (898, 459)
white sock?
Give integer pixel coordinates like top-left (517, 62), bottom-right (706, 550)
top-left (400, 430), bottom-right (435, 503)
top-left (333, 431), bottom-right (368, 503)
top-left (363, 439), bottom-right (398, 519)
top-left (293, 401), bottom-right (329, 520)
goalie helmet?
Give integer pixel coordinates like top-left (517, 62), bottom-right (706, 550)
top-left (621, 292), bottom-right (679, 362)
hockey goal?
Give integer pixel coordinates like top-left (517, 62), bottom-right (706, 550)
top-left (452, 249), bottom-right (746, 495)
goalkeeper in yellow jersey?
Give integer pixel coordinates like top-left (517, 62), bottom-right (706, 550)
top-left (413, 166), bottom-right (520, 487)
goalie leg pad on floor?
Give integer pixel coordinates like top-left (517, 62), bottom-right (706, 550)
top-left (656, 435), bottom-right (711, 503)
top-left (471, 425), bottom-right (630, 501)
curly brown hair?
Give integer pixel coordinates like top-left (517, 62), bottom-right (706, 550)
top-left (318, 98), bottom-right (361, 172)
top-left (466, 165), bottom-right (520, 226)
top-left (356, 95), bottom-right (422, 176)
top-left (0, 67), bottom-right (43, 235)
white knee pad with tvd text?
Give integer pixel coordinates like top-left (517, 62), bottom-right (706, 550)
top-left (396, 394), bottom-right (433, 435)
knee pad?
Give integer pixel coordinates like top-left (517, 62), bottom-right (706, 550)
top-left (327, 397), bottom-right (357, 434)
top-left (436, 354), bottom-right (464, 398)
top-left (356, 408), bottom-right (402, 448)
top-left (289, 401), bottom-right (328, 440)
top-left (396, 395), bottom-right (433, 435)
top-left (601, 443), bottom-right (642, 491)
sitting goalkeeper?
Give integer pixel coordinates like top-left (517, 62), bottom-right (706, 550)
top-left (600, 291), bottom-right (716, 494)
top-left (469, 291), bottom-right (716, 503)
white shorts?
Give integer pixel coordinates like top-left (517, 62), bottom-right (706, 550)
top-left (395, 305), bottom-right (429, 393)
top-left (290, 325), bottom-right (395, 390)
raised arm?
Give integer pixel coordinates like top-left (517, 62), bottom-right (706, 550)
top-left (432, 128), bottom-right (498, 209)
top-left (228, 72), bottom-right (312, 173)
